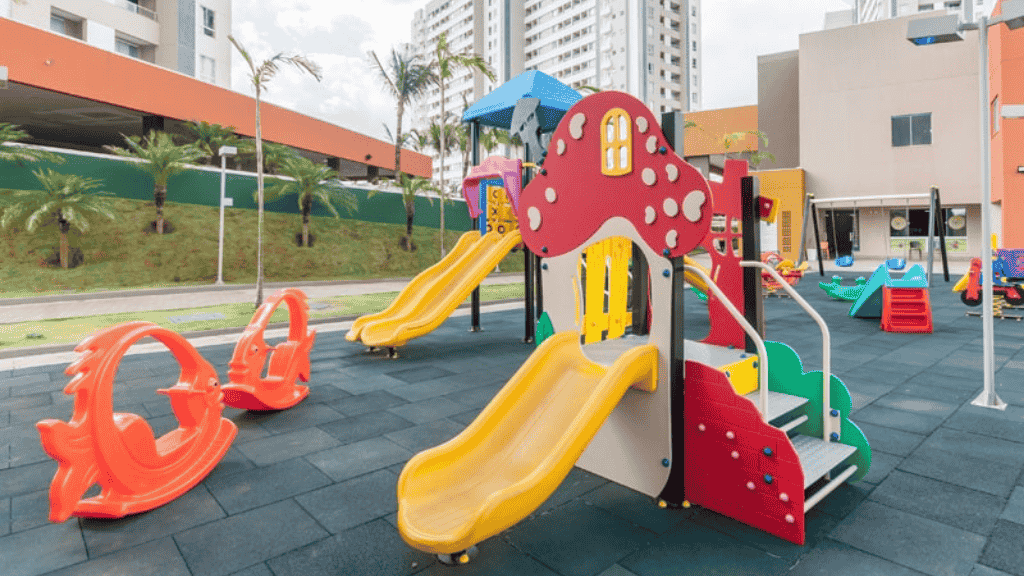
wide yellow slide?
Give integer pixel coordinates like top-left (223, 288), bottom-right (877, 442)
top-left (683, 255), bottom-right (712, 293)
top-left (346, 230), bottom-right (521, 348)
top-left (397, 331), bottom-right (658, 554)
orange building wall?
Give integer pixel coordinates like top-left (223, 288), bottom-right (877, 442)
top-left (682, 105), bottom-right (759, 156)
top-left (0, 19), bottom-right (432, 178)
top-left (990, 0), bottom-right (1024, 247)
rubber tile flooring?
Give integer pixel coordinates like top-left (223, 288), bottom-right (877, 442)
top-left (1, 272), bottom-right (1023, 576)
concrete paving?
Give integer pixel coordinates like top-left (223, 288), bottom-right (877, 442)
top-left (1, 273), bottom-right (1021, 576)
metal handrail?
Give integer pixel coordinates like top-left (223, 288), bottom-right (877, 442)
top-left (740, 261), bottom-right (833, 443)
top-left (683, 265), bottom-right (769, 417)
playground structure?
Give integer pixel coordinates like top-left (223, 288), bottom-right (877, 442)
top-left (953, 248), bottom-right (1024, 308)
top-left (844, 263), bottom-right (933, 333)
top-left (396, 89), bottom-right (871, 558)
top-left (760, 252), bottom-right (809, 297)
top-left (35, 289), bottom-right (315, 522)
top-left (818, 275), bottom-right (868, 301)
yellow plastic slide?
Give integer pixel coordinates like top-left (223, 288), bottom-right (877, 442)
top-left (396, 331), bottom-right (658, 555)
top-left (346, 230), bottom-right (522, 348)
top-left (682, 255), bottom-right (713, 293)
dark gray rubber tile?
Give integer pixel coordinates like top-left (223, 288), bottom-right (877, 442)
top-left (266, 519), bottom-right (433, 576)
top-left (10, 489), bottom-right (48, 534)
top-left (1002, 487), bottom-right (1024, 526)
top-left (42, 536), bottom-right (190, 576)
top-left (979, 520), bottom-right (1024, 576)
top-left (318, 410), bottom-right (413, 445)
top-left (596, 565), bottom-right (641, 576)
top-left (81, 484), bottom-right (225, 557)
top-left (3, 425), bottom-right (51, 469)
top-left (855, 422), bottom-right (926, 456)
top-left (942, 405), bottom-right (1024, 444)
top-left (256, 403), bottom-right (345, 435)
top-left (235, 427), bottom-right (339, 466)
top-left (533, 466), bottom-right (609, 515)
top-left (830, 501), bottom-right (984, 576)
top-left (0, 460), bottom-right (56, 499)
top-left (787, 538), bottom-right (930, 576)
top-left (0, 373), bottom-right (52, 390)
top-left (226, 563), bottom-right (274, 576)
top-left (304, 383), bottom-right (351, 403)
top-left (921, 428), bottom-right (1024, 467)
top-left (0, 393), bottom-right (51, 412)
top-left (174, 499), bottom-right (328, 576)
top-left (305, 437), bottom-right (411, 482)
top-left (860, 450), bottom-right (903, 485)
top-left (869, 470), bottom-right (1006, 535)
top-left (689, 505), bottom-right (836, 562)
top-left (386, 397), bottom-right (467, 424)
top-left (507, 500), bottom-right (656, 576)
top-left (806, 482), bottom-right (871, 520)
top-left (385, 365), bottom-right (456, 384)
top-left (203, 447), bottom-right (255, 483)
top-left (969, 565), bottom-right (1015, 576)
top-left (329, 371), bottom-right (406, 395)
top-left (205, 457), bottom-right (332, 515)
top-left (900, 445), bottom-right (1021, 498)
top-left (584, 482), bottom-right (688, 535)
top-left (294, 469), bottom-right (397, 534)
top-left (853, 405), bottom-right (945, 435)
top-left (415, 537), bottom-right (560, 576)
top-left (445, 383), bottom-right (502, 409)
top-left (893, 381), bottom-right (979, 405)
top-left (384, 419), bottom-right (464, 453)
top-left (871, 393), bottom-right (960, 418)
top-left (0, 498), bottom-right (9, 536)
top-left (0, 521), bottom-right (86, 576)
top-left (327, 390), bottom-right (407, 417)
top-left (450, 408), bottom-right (483, 426)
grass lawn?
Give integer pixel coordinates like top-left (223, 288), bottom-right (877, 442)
top-left (0, 283), bottom-right (525, 351)
top-left (0, 196), bottom-right (525, 298)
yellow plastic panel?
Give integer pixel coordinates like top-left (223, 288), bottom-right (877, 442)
top-left (351, 230), bottom-right (522, 348)
top-left (583, 240), bottom-right (608, 343)
top-left (600, 108), bottom-right (632, 176)
top-left (953, 273), bottom-right (970, 292)
top-left (397, 332), bottom-right (657, 554)
top-left (346, 231), bottom-right (481, 343)
top-left (720, 355), bottom-right (760, 396)
top-left (607, 237), bottom-right (632, 340)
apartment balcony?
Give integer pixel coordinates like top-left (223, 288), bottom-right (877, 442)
top-left (115, 0), bottom-right (158, 21)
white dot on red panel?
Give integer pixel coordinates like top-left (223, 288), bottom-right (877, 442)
top-left (646, 136), bottom-right (657, 154)
top-left (663, 198), bottom-right (679, 218)
top-left (666, 164), bottom-right (679, 182)
top-left (557, 139), bottom-right (566, 155)
top-left (683, 191), bottom-right (706, 223)
top-left (645, 206), bottom-right (656, 225)
top-left (666, 230), bottom-right (678, 248)
top-left (636, 116), bottom-right (649, 133)
top-left (642, 168), bottom-right (657, 186)
top-left (528, 206), bottom-right (542, 231)
top-left (545, 187), bottom-right (557, 203)
top-left (569, 114), bottom-right (586, 140)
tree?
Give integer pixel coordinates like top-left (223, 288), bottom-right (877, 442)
top-left (106, 130), bottom-right (203, 234)
top-left (426, 32), bottom-right (495, 256)
top-left (369, 47), bottom-right (434, 250)
top-left (184, 120), bottom-right (245, 166)
top-left (230, 35), bottom-right (322, 308)
top-left (721, 130), bottom-right (776, 169)
top-left (0, 123), bottom-right (65, 165)
top-left (394, 173), bottom-right (437, 251)
top-left (0, 169), bottom-right (116, 269)
top-left (263, 155), bottom-right (357, 247)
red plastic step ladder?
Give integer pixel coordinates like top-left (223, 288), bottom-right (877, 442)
top-left (881, 286), bottom-right (933, 333)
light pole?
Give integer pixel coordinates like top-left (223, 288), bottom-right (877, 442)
top-left (216, 145), bottom-right (237, 286)
top-left (907, 1), bottom-right (1024, 410)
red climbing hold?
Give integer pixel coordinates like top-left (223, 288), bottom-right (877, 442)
top-left (36, 321), bottom-right (237, 522)
top-left (223, 288), bottom-right (316, 411)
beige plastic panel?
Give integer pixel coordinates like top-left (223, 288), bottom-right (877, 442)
top-left (541, 216), bottom-right (673, 499)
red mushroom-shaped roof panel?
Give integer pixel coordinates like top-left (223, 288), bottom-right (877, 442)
top-left (518, 91), bottom-right (712, 259)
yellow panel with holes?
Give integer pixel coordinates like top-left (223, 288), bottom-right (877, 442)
top-left (486, 184), bottom-right (518, 235)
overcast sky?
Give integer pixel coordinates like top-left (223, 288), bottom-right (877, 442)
top-left (229, 0), bottom-right (852, 142)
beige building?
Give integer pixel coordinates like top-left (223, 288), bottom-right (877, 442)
top-left (410, 0), bottom-right (702, 184)
top-left (1, 0), bottom-right (232, 88)
top-left (826, 0), bottom-right (996, 28)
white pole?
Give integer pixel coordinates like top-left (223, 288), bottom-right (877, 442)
top-left (972, 16), bottom-right (1007, 410)
top-left (216, 153), bottom-right (227, 286)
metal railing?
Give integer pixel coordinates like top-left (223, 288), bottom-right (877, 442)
top-left (115, 0), bottom-right (158, 21)
top-left (683, 265), bottom-right (769, 416)
top-left (740, 261), bottom-right (834, 444)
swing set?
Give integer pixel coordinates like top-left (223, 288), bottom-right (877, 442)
top-left (798, 187), bottom-right (950, 285)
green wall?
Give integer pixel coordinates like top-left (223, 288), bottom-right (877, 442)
top-left (0, 149), bottom-right (473, 231)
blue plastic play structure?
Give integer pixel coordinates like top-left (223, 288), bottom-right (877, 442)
top-left (886, 258), bottom-right (906, 271)
top-left (848, 264), bottom-right (927, 318)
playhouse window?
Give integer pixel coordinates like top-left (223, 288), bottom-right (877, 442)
top-left (600, 108), bottom-right (632, 176)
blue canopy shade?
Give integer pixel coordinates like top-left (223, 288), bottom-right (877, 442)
top-left (461, 70), bottom-right (582, 132)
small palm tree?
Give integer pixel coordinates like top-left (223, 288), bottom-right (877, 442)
top-left (0, 169), bottom-right (116, 269)
top-left (394, 173), bottom-right (437, 251)
top-left (106, 130), bottom-right (203, 234)
top-left (230, 35), bottom-right (322, 308)
top-left (184, 120), bottom-right (244, 166)
top-left (238, 140), bottom-right (298, 175)
top-left (264, 156), bottom-right (358, 248)
top-left (0, 123), bottom-right (65, 165)
top-left (721, 129), bottom-right (775, 169)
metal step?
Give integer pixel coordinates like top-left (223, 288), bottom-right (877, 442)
top-left (791, 434), bottom-right (857, 489)
top-left (743, 390), bottom-right (808, 423)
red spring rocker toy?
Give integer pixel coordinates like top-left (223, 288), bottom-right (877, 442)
top-left (223, 288), bottom-right (316, 410)
top-left (36, 321), bottom-right (237, 522)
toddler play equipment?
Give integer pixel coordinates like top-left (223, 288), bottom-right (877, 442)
top-left (954, 256), bottom-right (1024, 307)
top-left (36, 288), bottom-right (314, 522)
top-left (579, 236), bottom-right (634, 343)
top-left (818, 275), bottom-right (868, 301)
top-left (848, 263), bottom-right (927, 318)
top-left (396, 90), bottom-right (870, 560)
top-left (881, 283), bottom-right (933, 333)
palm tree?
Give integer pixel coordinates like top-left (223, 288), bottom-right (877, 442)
top-left (426, 32), bottom-right (494, 256)
top-left (184, 120), bottom-right (244, 166)
top-left (395, 173), bottom-right (437, 251)
top-left (480, 127), bottom-right (503, 155)
top-left (369, 47), bottom-right (434, 250)
top-left (238, 140), bottom-right (298, 175)
top-left (0, 123), bottom-right (65, 165)
top-left (230, 35), bottom-right (322, 308)
top-left (0, 169), bottom-right (116, 269)
top-left (264, 155), bottom-right (358, 247)
top-left (106, 130), bottom-right (203, 234)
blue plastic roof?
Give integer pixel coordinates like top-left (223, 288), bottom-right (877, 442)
top-left (461, 70), bottom-right (582, 132)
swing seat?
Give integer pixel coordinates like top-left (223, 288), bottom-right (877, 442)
top-left (835, 255), bottom-right (854, 267)
top-left (886, 258), bottom-right (906, 271)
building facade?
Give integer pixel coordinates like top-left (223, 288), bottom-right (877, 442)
top-left (410, 0), bottom-right (701, 184)
top-left (826, 0), bottom-right (997, 28)
top-left (1, 0), bottom-right (231, 88)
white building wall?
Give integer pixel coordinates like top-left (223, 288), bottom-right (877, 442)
top-left (85, 20), bottom-right (115, 51)
top-left (1, 0), bottom-right (11, 19)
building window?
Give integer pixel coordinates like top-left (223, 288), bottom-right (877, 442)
top-left (202, 6), bottom-right (215, 37)
top-left (200, 55), bottom-right (216, 83)
top-left (891, 113), bottom-right (931, 146)
top-left (691, 58), bottom-right (696, 69)
top-left (992, 95), bottom-right (1000, 134)
top-left (115, 38), bottom-right (141, 59)
top-left (49, 12), bottom-right (83, 39)
top-left (944, 207), bottom-right (967, 237)
top-left (890, 208), bottom-right (937, 237)
top-left (601, 108), bottom-right (632, 176)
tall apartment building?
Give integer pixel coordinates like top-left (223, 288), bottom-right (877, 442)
top-left (825, 0), bottom-right (996, 28)
top-left (1, 0), bottom-right (232, 88)
top-left (410, 0), bottom-right (701, 184)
